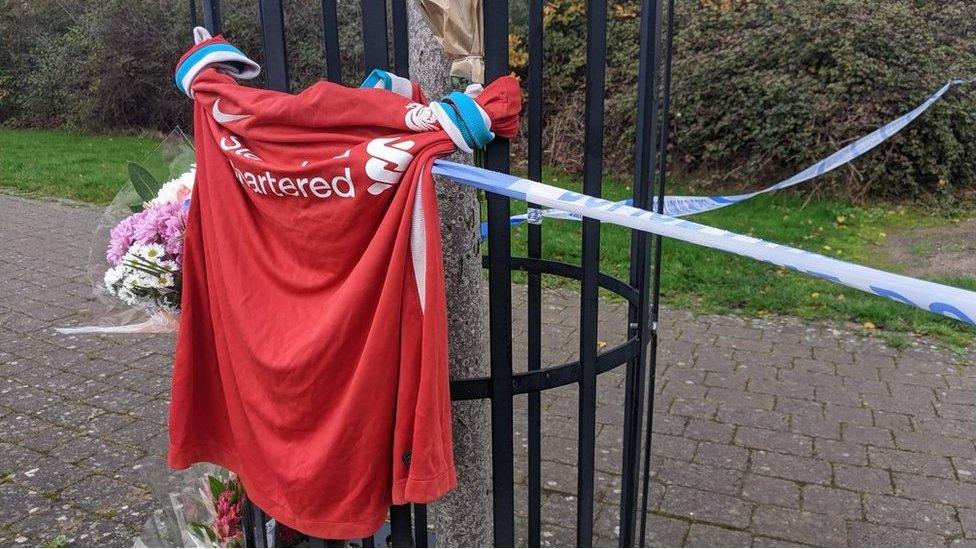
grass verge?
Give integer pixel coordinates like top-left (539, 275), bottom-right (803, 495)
top-left (0, 129), bottom-right (161, 204)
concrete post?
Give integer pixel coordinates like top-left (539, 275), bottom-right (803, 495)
top-left (406, 2), bottom-right (494, 546)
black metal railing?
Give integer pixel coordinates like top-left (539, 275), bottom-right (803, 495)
top-left (186, 0), bottom-right (674, 546)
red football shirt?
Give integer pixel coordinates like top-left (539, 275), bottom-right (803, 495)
top-left (168, 43), bottom-right (520, 538)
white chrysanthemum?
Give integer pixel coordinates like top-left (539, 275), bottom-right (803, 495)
top-left (144, 268), bottom-right (169, 286)
top-left (140, 270), bottom-right (174, 290)
top-left (124, 271), bottom-right (144, 289)
top-left (113, 282), bottom-right (138, 305)
top-left (131, 272), bottom-right (152, 288)
top-left (103, 265), bottom-right (125, 288)
top-left (124, 245), bottom-right (147, 261)
top-left (159, 259), bottom-right (179, 272)
top-left (142, 243), bottom-right (166, 260)
top-left (151, 167), bottom-right (196, 205)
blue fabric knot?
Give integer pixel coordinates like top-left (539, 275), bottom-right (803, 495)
top-left (360, 68), bottom-right (393, 90)
top-left (439, 91), bottom-right (494, 150)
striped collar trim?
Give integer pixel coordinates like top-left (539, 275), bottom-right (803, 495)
top-left (175, 38), bottom-right (260, 97)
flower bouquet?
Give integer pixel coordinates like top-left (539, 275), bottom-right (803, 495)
top-left (135, 465), bottom-right (245, 548)
top-left (187, 472), bottom-right (246, 547)
top-left (134, 461), bottom-right (314, 548)
top-left (59, 129), bottom-right (195, 334)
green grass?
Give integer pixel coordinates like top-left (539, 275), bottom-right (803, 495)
top-left (0, 129), bottom-right (161, 203)
top-left (42, 535), bottom-right (69, 548)
top-left (2, 129), bottom-right (973, 345)
top-left (487, 167), bottom-right (976, 347)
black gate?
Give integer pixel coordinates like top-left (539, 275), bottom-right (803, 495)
top-left (187, 0), bottom-right (674, 546)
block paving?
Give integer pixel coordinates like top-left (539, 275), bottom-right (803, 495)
top-left (2, 193), bottom-right (976, 547)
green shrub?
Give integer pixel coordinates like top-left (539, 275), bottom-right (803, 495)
top-left (508, 0), bottom-right (643, 174)
top-left (4, 0), bottom-right (976, 202)
top-left (669, 0), bottom-right (976, 200)
top-left (0, 0), bottom-right (78, 123)
top-left (210, 0), bottom-right (368, 90)
top-left (510, 0), bottom-right (976, 201)
top-left (0, 0), bottom-right (366, 133)
top-left (10, 0), bottom-right (188, 131)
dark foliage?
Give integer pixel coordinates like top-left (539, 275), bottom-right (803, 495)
top-left (3, 0), bottom-right (976, 200)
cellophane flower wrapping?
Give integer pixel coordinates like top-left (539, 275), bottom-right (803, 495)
top-left (134, 460), bottom-right (246, 548)
top-left (134, 455), bottom-right (312, 548)
top-left (60, 129), bottom-right (196, 334)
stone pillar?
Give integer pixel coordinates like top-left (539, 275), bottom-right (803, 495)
top-left (406, 2), bottom-right (494, 546)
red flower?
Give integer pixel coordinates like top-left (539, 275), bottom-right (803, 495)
top-left (213, 489), bottom-right (242, 543)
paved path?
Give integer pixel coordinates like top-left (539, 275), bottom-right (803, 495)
top-left (2, 193), bottom-right (975, 547)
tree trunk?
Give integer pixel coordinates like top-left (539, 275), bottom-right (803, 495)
top-left (406, 3), bottom-right (494, 546)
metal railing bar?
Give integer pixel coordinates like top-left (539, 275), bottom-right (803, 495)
top-left (503, 257), bottom-right (640, 304)
top-left (389, 504), bottom-right (413, 547)
top-left (447, 376), bottom-right (491, 400)
top-left (512, 339), bottom-right (638, 394)
top-left (576, 0), bottom-right (608, 544)
top-left (360, 0), bottom-right (390, 71)
top-left (258, 0), bottom-right (289, 92)
top-left (320, 0), bottom-right (342, 82)
top-left (526, 0), bottom-right (544, 541)
top-left (308, 537), bottom-right (344, 547)
top-left (450, 336), bottom-right (639, 402)
top-left (479, 256), bottom-right (640, 304)
top-left (241, 497), bottom-right (255, 546)
top-left (201, 0), bottom-right (221, 35)
top-left (413, 503), bottom-right (428, 547)
top-left (621, 0), bottom-right (664, 543)
top-left (390, 0), bottom-right (409, 75)
top-left (484, 0), bottom-right (515, 544)
top-left (252, 507), bottom-right (268, 547)
top-left (640, 0), bottom-right (676, 545)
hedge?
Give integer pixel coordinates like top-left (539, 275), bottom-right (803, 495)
top-left (668, 0), bottom-right (976, 201)
top-left (3, 0), bottom-right (976, 200)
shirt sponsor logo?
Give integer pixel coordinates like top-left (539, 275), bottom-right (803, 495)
top-left (231, 164), bottom-right (356, 199)
top-left (220, 135), bottom-right (262, 161)
top-left (365, 137), bottom-right (415, 195)
top-left (222, 135), bottom-right (354, 199)
top-left (220, 135), bottom-right (416, 200)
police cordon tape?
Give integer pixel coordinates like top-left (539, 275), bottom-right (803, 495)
top-left (432, 160), bottom-right (976, 327)
top-left (488, 78), bottom-right (975, 235)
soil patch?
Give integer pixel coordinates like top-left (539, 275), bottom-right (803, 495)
top-left (877, 217), bottom-right (976, 278)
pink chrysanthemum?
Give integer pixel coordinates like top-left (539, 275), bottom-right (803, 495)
top-left (106, 203), bottom-right (186, 266)
top-left (106, 216), bottom-right (136, 266)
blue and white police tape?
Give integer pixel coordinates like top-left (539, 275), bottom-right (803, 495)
top-left (433, 160), bottom-right (976, 326)
top-left (496, 78), bottom-right (974, 231)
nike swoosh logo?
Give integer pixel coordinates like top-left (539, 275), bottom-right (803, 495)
top-left (212, 99), bottom-right (250, 124)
